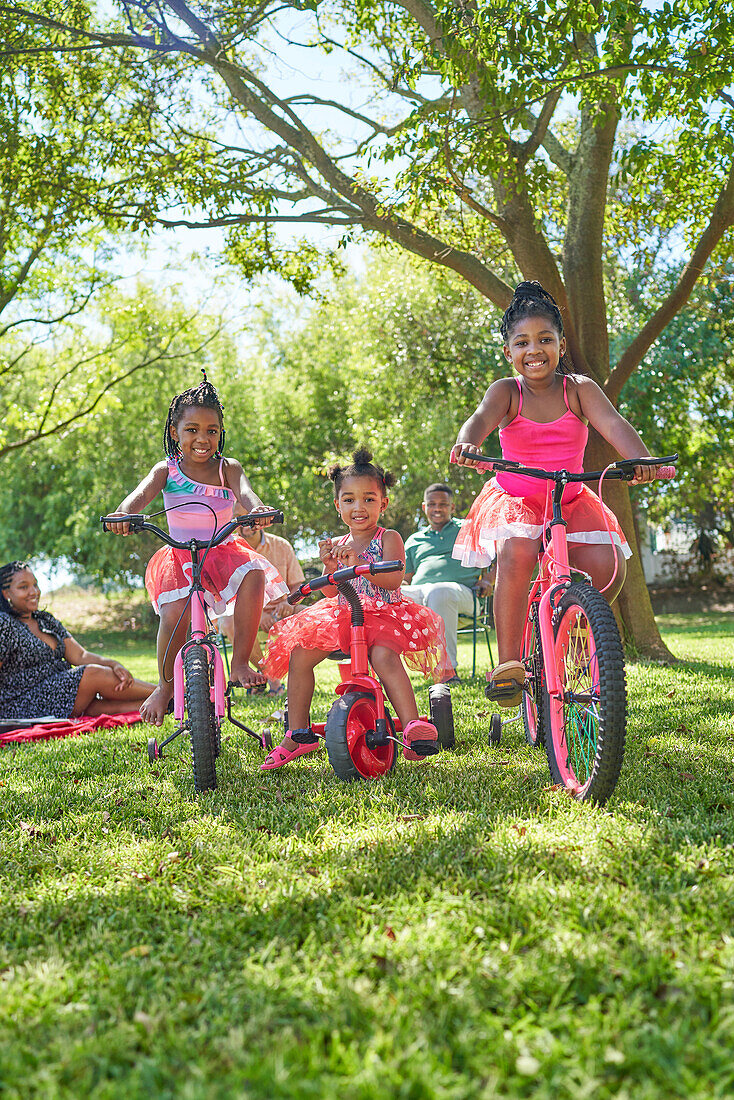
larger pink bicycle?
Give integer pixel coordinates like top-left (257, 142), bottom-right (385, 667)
top-left (101, 507), bottom-right (284, 793)
top-left (458, 451), bottom-right (676, 804)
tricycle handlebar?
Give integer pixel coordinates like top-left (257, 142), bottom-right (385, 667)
top-left (100, 509), bottom-right (284, 550)
top-left (287, 559), bottom-right (404, 605)
top-left (454, 450), bottom-right (678, 483)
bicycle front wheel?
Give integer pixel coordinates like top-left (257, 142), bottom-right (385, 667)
top-left (184, 643), bottom-right (217, 793)
top-left (543, 583), bottom-right (626, 805)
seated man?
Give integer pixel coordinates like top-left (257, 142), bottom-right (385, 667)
top-left (402, 483), bottom-right (491, 684)
top-left (218, 508), bottom-right (305, 695)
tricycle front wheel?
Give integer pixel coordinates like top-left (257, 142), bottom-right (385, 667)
top-left (325, 691), bottom-right (397, 781)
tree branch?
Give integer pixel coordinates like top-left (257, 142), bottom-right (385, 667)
top-left (607, 157), bottom-right (734, 403)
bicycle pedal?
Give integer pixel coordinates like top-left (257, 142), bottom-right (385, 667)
top-left (409, 739), bottom-right (440, 757)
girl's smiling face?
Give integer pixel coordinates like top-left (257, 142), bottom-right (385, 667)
top-left (171, 406), bottom-right (223, 463)
top-left (335, 475), bottom-right (387, 533)
top-left (5, 568), bottom-right (40, 618)
top-left (504, 314), bottom-right (565, 384)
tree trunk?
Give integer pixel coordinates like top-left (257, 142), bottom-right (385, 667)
top-left (584, 431), bottom-right (675, 662)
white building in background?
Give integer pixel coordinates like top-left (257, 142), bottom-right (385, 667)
top-left (640, 521), bottom-right (734, 584)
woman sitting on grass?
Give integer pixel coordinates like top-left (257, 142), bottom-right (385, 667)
top-left (0, 561), bottom-right (155, 721)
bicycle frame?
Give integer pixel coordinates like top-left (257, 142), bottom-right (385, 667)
top-left (531, 479), bottom-right (576, 701)
top-left (171, 545), bottom-right (227, 723)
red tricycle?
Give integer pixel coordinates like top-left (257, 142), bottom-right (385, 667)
top-left (286, 560), bottom-right (455, 780)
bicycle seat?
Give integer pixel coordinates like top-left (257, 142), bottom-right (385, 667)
top-left (327, 649), bottom-right (350, 661)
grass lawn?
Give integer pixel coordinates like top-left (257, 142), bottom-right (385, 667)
top-left (0, 607), bottom-right (732, 1098)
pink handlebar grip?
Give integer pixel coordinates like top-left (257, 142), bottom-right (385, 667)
top-left (656, 466), bottom-right (676, 480)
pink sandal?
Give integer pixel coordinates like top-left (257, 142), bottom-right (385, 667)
top-left (402, 719), bottom-right (438, 761)
top-left (261, 733), bottom-right (319, 771)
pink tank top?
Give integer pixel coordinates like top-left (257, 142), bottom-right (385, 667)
top-left (162, 458), bottom-right (235, 541)
top-left (496, 377), bottom-right (587, 501)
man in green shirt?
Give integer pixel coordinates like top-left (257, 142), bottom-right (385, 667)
top-left (403, 484), bottom-right (491, 683)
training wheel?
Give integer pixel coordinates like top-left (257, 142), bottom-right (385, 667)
top-left (262, 729), bottom-right (273, 752)
top-left (488, 714), bottom-right (502, 745)
top-left (148, 738), bottom-right (160, 763)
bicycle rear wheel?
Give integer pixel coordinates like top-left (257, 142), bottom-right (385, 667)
top-left (543, 583), bottom-right (626, 804)
top-left (521, 601), bottom-right (547, 749)
top-left (184, 643), bottom-right (217, 793)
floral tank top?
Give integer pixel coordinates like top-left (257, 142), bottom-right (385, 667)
top-left (336, 527), bottom-right (402, 606)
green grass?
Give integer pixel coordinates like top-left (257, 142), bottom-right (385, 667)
top-left (0, 615), bottom-right (733, 1098)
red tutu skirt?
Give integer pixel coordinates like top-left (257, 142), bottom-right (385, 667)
top-left (145, 535), bottom-right (288, 615)
top-left (454, 479), bottom-right (632, 568)
top-left (263, 596), bottom-right (448, 681)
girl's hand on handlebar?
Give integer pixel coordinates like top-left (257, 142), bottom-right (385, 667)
top-left (451, 442), bottom-right (482, 467)
top-left (628, 464), bottom-right (658, 486)
top-left (106, 512), bottom-right (131, 536)
top-left (250, 505), bottom-right (277, 528)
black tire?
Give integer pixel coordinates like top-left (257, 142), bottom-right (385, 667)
top-left (184, 643), bottom-right (217, 793)
top-left (488, 714), bottom-right (502, 745)
top-left (543, 583), bottom-right (626, 805)
top-left (148, 738), bottom-right (159, 763)
top-left (522, 601), bottom-right (547, 749)
top-left (429, 684), bottom-right (455, 750)
top-left (325, 691), bottom-right (397, 781)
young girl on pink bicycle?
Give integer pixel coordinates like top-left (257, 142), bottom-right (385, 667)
top-left (107, 373), bottom-right (287, 726)
top-left (453, 281), bottom-right (658, 705)
top-left (261, 449), bottom-right (448, 770)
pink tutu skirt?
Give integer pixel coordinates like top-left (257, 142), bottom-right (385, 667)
top-left (454, 479), bottom-right (632, 568)
top-left (263, 596), bottom-right (448, 681)
top-left (145, 535), bottom-right (288, 615)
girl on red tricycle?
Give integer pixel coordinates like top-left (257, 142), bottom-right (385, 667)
top-left (261, 449), bottom-right (449, 771)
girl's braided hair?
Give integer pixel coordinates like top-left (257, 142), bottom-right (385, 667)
top-left (500, 280), bottom-right (573, 375)
top-left (0, 560), bottom-right (31, 618)
top-left (164, 369), bottom-right (226, 458)
top-left (328, 447), bottom-right (396, 495)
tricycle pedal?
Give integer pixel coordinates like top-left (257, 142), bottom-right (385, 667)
top-left (410, 739), bottom-right (440, 757)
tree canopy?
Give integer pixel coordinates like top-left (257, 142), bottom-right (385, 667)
top-left (2, 0), bottom-right (733, 653)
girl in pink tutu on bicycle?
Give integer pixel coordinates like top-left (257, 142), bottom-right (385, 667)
top-left (452, 281), bottom-right (658, 705)
top-left (260, 448), bottom-right (448, 770)
top-left (108, 372), bottom-right (287, 725)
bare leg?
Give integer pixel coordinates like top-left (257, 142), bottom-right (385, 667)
top-left (140, 598), bottom-right (190, 726)
top-left (369, 646), bottom-right (419, 728)
top-left (72, 665), bottom-right (157, 717)
top-left (272, 646), bottom-right (330, 751)
top-left (569, 543), bottom-right (626, 602)
top-left (493, 537), bottom-right (542, 666)
top-left (229, 570), bottom-right (267, 688)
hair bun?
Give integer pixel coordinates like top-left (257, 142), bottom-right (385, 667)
top-left (514, 280), bottom-right (546, 300)
top-left (352, 447), bottom-right (373, 466)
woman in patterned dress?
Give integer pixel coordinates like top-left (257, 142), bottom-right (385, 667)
top-left (0, 561), bottom-right (155, 720)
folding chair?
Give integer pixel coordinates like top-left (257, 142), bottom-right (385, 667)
top-left (457, 585), bottom-right (495, 678)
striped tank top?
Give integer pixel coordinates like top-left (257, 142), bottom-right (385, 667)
top-left (162, 458), bottom-right (235, 541)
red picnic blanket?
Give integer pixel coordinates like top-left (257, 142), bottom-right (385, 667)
top-left (0, 712), bottom-right (142, 744)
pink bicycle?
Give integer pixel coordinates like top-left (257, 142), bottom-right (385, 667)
top-left (458, 451), bottom-right (676, 804)
top-left (101, 508), bottom-right (284, 793)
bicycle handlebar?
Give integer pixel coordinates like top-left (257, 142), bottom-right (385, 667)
top-left (287, 560), bottom-right (404, 605)
top-left (100, 509), bottom-right (284, 551)
top-left (454, 450), bottom-right (678, 483)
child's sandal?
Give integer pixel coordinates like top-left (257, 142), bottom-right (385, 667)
top-left (260, 728), bottom-right (319, 771)
top-left (402, 719), bottom-right (439, 761)
top-left (485, 661), bottom-right (526, 708)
